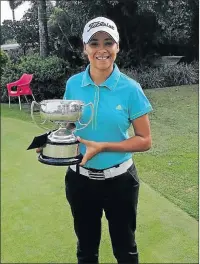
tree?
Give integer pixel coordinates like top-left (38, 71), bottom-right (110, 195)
top-left (0, 20), bottom-right (16, 44)
top-left (4, 0), bottom-right (197, 64)
top-left (188, 0), bottom-right (199, 58)
top-left (137, 0), bottom-right (193, 45)
top-left (48, 6), bottom-right (84, 65)
top-left (8, 0), bottom-right (24, 21)
top-left (37, 0), bottom-right (49, 57)
top-left (14, 5), bottom-right (39, 54)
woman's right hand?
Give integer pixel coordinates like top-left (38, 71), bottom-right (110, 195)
top-left (36, 147), bottom-right (43, 153)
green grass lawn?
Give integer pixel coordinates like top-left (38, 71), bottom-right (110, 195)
top-left (133, 84), bottom-right (198, 220)
top-left (1, 84), bottom-right (198, 263)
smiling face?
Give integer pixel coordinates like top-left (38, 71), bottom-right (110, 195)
top-left (84, 31), bottom-right (119, 72)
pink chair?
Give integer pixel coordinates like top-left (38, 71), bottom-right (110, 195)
top-left (6, 73), bottom-right (36, 110)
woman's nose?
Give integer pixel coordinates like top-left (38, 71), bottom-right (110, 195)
top-left (98, 42), bottom-right (107, 50)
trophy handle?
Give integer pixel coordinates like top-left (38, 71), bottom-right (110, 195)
top-left (76, 102), bottom-right (94, 131)
top-left (31, 101), bottom-right (50, 131)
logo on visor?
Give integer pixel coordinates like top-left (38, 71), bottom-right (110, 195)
top-left (87, 21), bottom-right (115, 32)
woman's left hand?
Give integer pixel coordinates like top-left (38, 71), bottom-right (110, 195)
top-left (77, 136), bottom-right (104, 166)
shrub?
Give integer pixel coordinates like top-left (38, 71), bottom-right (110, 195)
top-left (0, 50), bottom-right (10, 65)
top-left (123, 62), bottom-right (199, 89)
top-left (0, 50), bottom-right (10, 75)
top-left (1, 54), bottom-right (73, 102)
top-left (162, 63), bottom-right (199, 87)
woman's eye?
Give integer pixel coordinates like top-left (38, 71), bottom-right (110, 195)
top-left (89, 42), bottom-right (98, 47)
top-left (105, 42), bottom-right (114, 46)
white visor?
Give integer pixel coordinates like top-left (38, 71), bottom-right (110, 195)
top-left (82, 17), bottom-right (119, 43)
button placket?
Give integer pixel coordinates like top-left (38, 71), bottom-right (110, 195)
top-left (93, 85), bottom-right (100, 130)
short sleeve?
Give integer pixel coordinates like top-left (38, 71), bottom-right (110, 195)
top-left (63, 81), bottom-right (71, 99)
top-left (128, 83), bottom-right (153, 120)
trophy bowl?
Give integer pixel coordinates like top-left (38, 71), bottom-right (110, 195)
top-left (31, 99), bottom-right (94, 166)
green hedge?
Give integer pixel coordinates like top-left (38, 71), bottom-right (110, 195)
top-left (0, 50), bottom-right (10, 75)
top-left (123, 62), bottom-right (199, 89)
top-left (1, 54), bottom-right (74, 102)
top-left (0, 50), bottom-right (10, 65)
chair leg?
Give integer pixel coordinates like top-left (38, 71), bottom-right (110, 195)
top-left (32, 94), bottom-right (36, 101)
top-left (24, 95), bottom-right (29, 103)
top-left (9, 96), bottom-right (11, 108)
top-left (18, 96), bottom-right (21, 110)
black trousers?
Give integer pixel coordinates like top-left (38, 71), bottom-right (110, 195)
top-left (65, 163), bottom-right (140, 264)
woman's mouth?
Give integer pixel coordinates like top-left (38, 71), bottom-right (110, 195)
top-left (96, 55), bottom-right (110, 60)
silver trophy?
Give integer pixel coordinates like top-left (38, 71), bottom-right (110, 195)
top-left (31, 99), bottom-right (94, 166)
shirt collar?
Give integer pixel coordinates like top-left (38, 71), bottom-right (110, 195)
top-left (81, 64), bottom-right (121, 90)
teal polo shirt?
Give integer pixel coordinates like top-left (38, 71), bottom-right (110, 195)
top-left (63, 64), bottom-right (153, 169)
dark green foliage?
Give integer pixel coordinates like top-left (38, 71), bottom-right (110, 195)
top-left (0, 20), bottom-right (16, 45)
top-left (116, 49), bottom-right (159, 68)
top-left (13, 6), bottom-right (39, 54)
top-left (1, 2), bottom-right (53, 54)
top-left (48, 0), bottom-right (198, 62)
top-left (0, 50), bottom-right (10, 80)
top-left (123, 62), bottom-right (199, 89)
top-left (8, 0), bottom-right (25, 21)
top-left (38, 0), bottom-right (49, 57)
top-left (1, 0), bottom-right (198, 64)
top-left (0, 50), bottom-right (10, 68)
top-left (8, 0), bottom-right (24, 10)
top-left (138, 0), bottom-right (193, 45)
top-left (1, 54), bottom-right (73, 102)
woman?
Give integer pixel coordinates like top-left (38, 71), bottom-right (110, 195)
top-left (65, 17), bottom-right (152, 264)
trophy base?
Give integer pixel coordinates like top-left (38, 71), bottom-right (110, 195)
top-left (38, 154), bottom-right (83, 166)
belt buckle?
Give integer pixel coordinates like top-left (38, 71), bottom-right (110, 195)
top-left (88, 170), bottom-right (105, 180)
top-left (104, 169), bottom-right (113, 179)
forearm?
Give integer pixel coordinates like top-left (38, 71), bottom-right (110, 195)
top-left (101, 135), bottom-right (152, 153)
